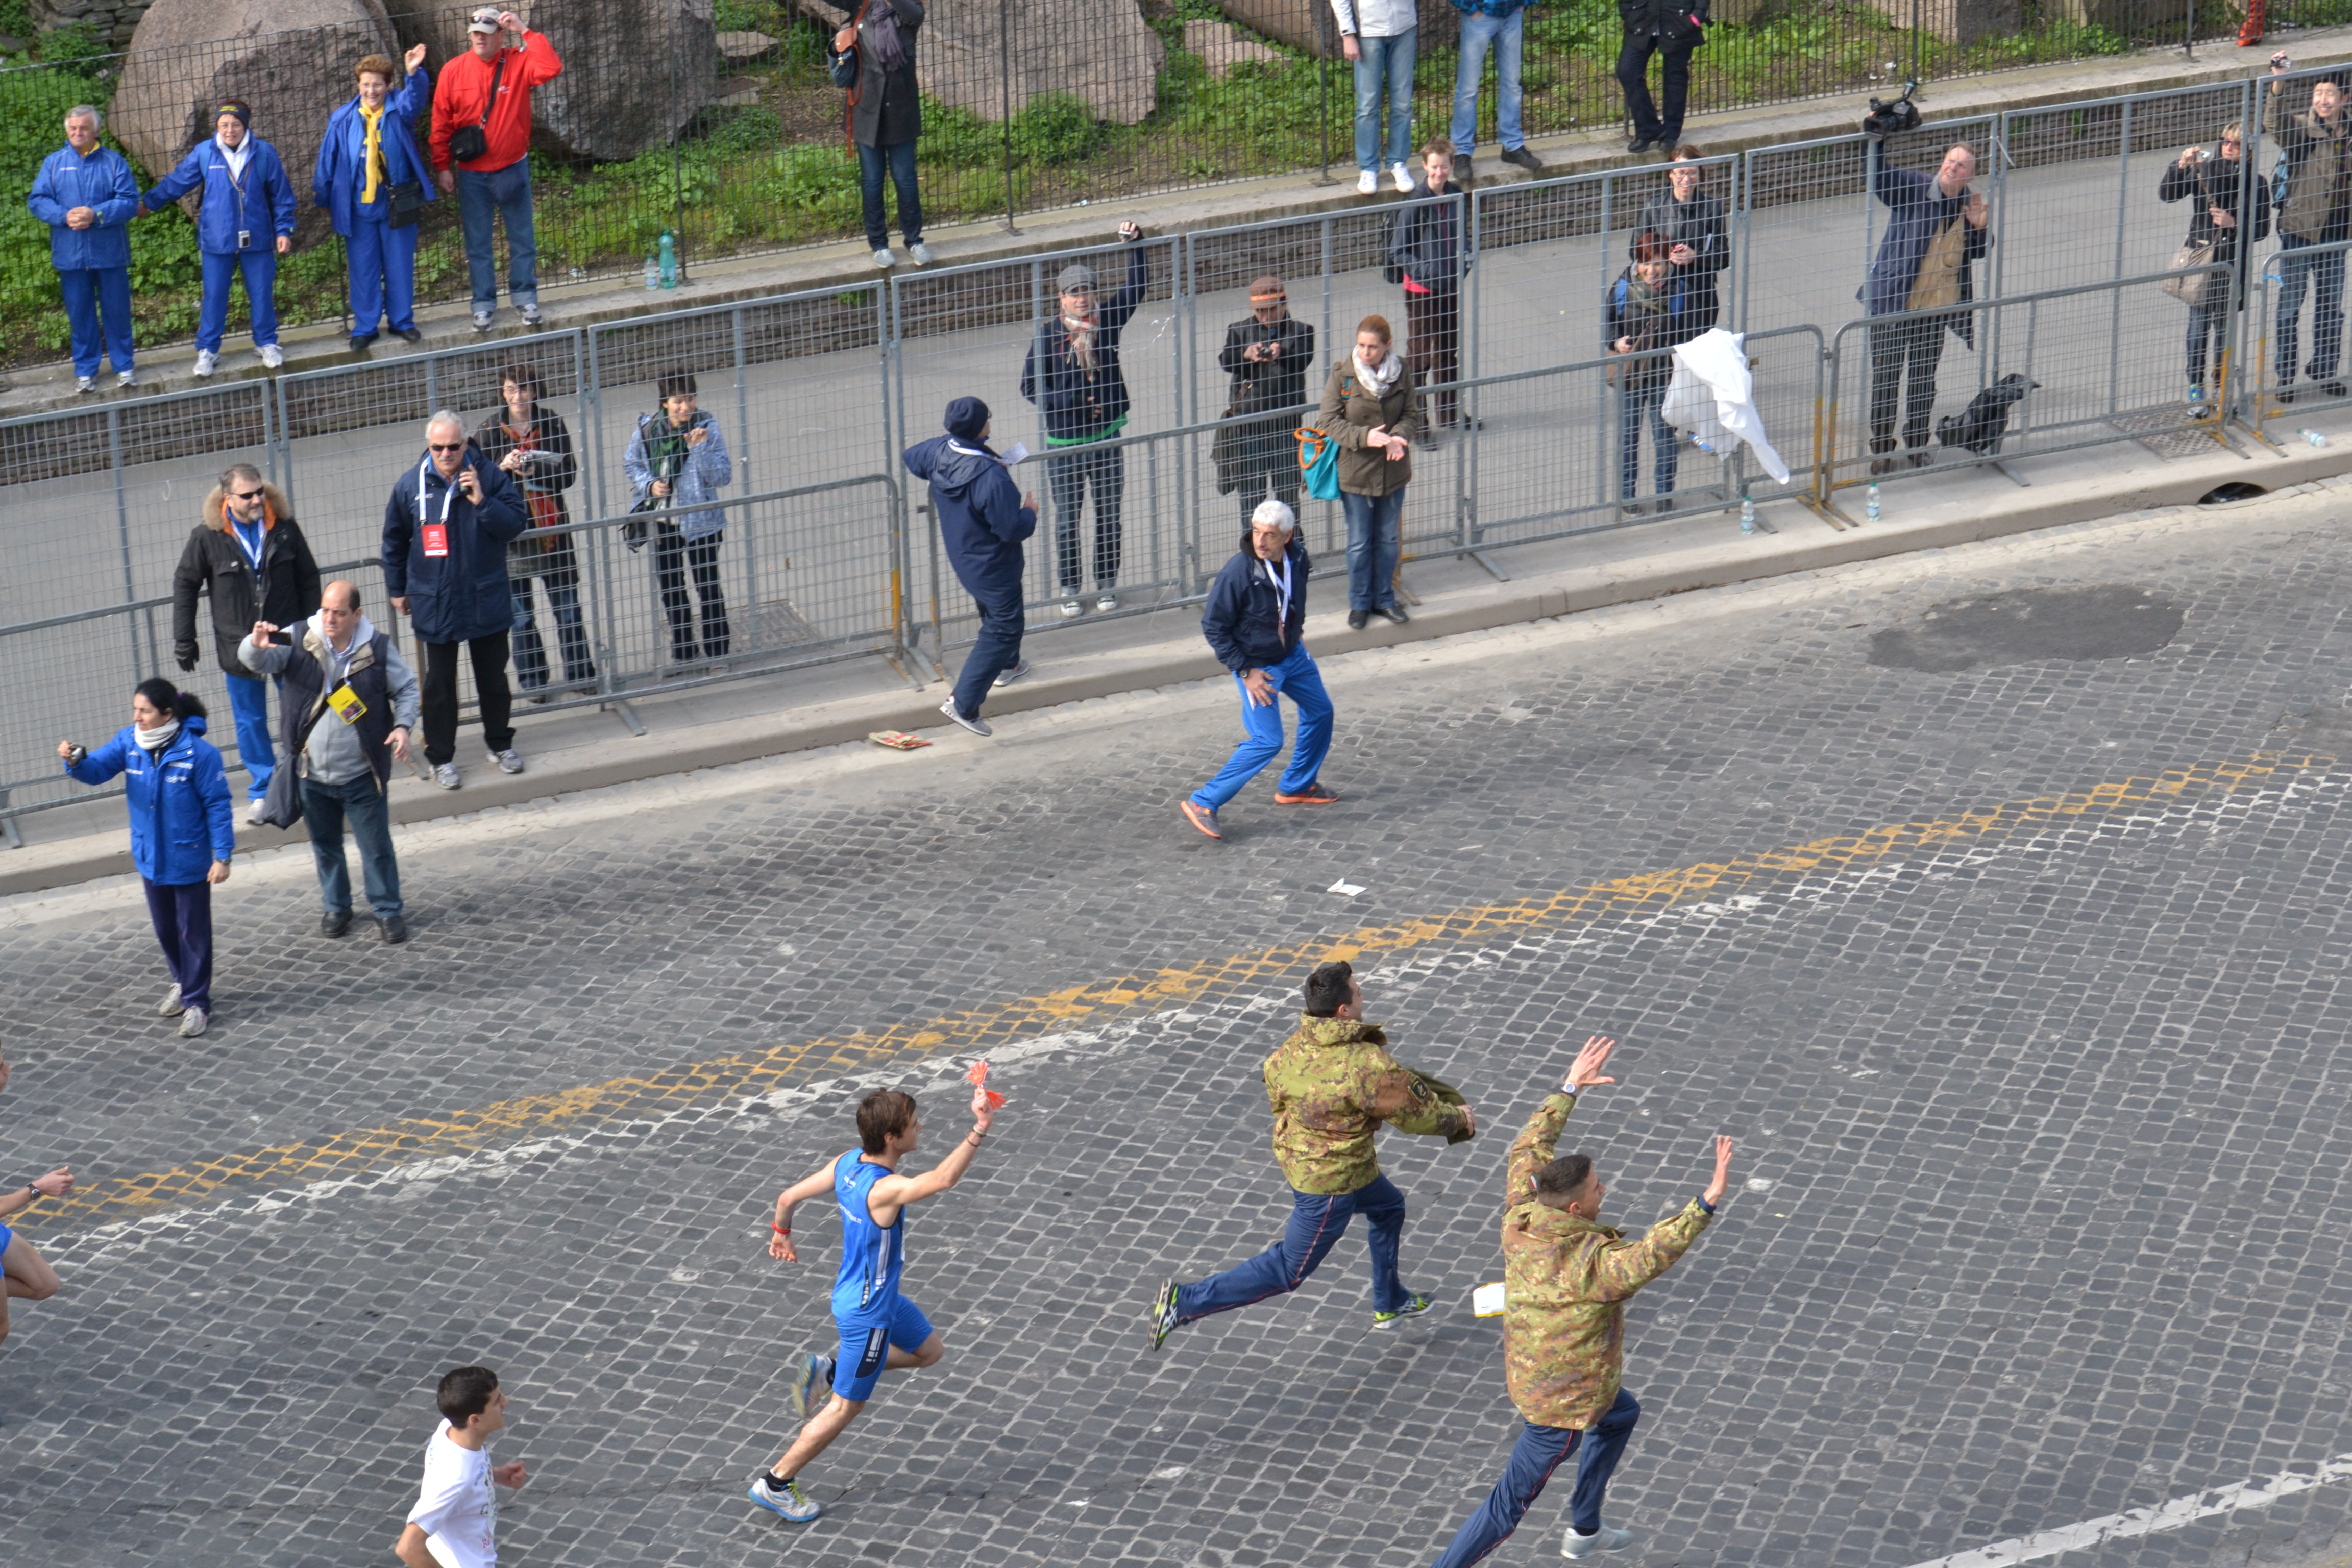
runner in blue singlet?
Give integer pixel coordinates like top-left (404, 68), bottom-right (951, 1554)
top-left (745, 1077), bottom-right (999, 1525)
top-left (0, 1051), bottom-right (74, 1349)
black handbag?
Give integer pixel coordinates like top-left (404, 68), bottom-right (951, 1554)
top-left (386, 179), bottom-right (425, 229)
top-left (255, 693), bottom-right (329, 830)
top-left (827, 41), bottom-right (858, 89)
top-left (447, 51), bottom-right (505, 164)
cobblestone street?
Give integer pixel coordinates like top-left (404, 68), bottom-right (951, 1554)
top-left (10, 488), bottom-right (2352, 1568)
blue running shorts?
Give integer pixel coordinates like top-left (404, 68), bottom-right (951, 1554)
top-left (832, 1293), bottom-right (934, 1402)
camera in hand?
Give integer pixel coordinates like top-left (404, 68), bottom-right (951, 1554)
top-left (1861, 80), bottom-right (1922, 139)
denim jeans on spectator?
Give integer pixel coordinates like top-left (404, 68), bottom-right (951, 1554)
top-left (2274, 233), bottom-right (2345, 387)
top-left (511, 568), bottom-right (595, 689)
top-left (856, 139), bottom-right (922, 250)
top-left (1450, 8), bottom-right (1525, 156)
top-left (1427, 1391), bottom-right (1644, 1568)
top-left (456, 159), bottom-right (538, 313)
top-left (2187, 296), bottom-right (2235, 389)
top-left (1342, 488), bottom-right (1404, 613)
top-left (302, 770), bottom-right (402, 920)
top-left (222, 671), bottom-right (275, 801)
top-left (1619, 383), bottom-right (1679, 500)
top-left (1353, 28), bottom-right (1416, 173)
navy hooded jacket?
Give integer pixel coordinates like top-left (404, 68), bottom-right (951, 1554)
top-left (1201, 531), bottom-right (1311, 673)
top-left (381, 444), bottom-right (528, 643)
top-left (905, 434), bottom-right (1036, 600)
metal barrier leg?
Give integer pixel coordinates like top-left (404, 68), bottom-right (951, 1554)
top-left (0, 789), bottom-right (20, 851)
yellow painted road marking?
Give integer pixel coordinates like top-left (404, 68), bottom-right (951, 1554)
top-left (40, 752), bottom-right (2334, 1234)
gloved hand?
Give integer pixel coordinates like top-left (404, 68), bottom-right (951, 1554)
top-left (175, 646), bottom-right (199, 672)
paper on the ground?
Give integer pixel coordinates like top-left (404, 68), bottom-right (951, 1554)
top-left (1329, 879), bottom-right (1366, 896)
top-left (1662, 328), bottom-right (1792, 484)
top-left (867, 731), bottom-right (932, 750)
top-left (1001, 442), bottom-right (1030, 466)
top-left (1473, 1281), bottom-right (1506, 1317)
top-left (964, 1059), bottom-right (1007, 1109)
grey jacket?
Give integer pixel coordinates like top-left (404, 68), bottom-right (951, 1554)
top-left (238, 615), bottom-right (421, 788)
top-left (623, 411), bottom-right (734, 543)
top-left (829, 0), bottom-right (923, 148)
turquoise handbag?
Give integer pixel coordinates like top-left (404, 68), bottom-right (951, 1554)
top-left (1297, 424), bottom-right (1340, 502)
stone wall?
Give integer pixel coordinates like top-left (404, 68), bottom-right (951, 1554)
top-left (30, 0), bottom-right (155, 48)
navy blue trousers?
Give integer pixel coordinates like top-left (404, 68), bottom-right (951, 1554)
top-left (1429, 1389), bottom-right (1643, 1566)
top-left (951, 585), bottom-right (1024, 719)
top-left (1173, 1172), bottom-right (1409, 1320)
top-left (141, 878), bottom-right (213, 1013)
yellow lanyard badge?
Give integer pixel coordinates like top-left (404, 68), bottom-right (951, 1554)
top-left (326, 683), bottom-right (368, 724)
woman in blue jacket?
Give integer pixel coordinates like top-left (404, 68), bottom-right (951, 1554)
top-left (315, 46), bottom-right (432, 352)
top-left (142, 99), bottom-right (297, 377)
top-left (57, 680), bottom-right (237, 1040)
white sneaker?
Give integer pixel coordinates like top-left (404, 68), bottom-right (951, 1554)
top-left (1356, 168), bottom-right (1378, 195)
top-left (433, 762), bottom-right (462, 790)
top-left (178, 1005), bottom-right (209, 1039)
top-left (471, 309), bottom-right (494, 332)
top-left (76, 374), bottom-right (96, 393)
top-left (994, 658), bottom-right (1031, 687)
top-left (257, 344), bottom-right (284, 369)
top-left (1096, 592), bottom-right (1119, 612)
top-left (245, 797), bottom-right (267, 825)
top-left (872, 247), bottom-right (896, 268)
top-left (908, 242), bottom-right (933, 265)
top-left (193, 349), bottom-right (218, 378)
top-left (747, 1473), bottom-right (821, 1522)
top-left (1059, 599), bottom-right (1083, 618)
top-left (939, 696), bottom-right (992, 737)
top-left (157, 983), bottom-right (185, 1017)
top-left (1391, 162), bottom-right (1414, 193)
top-left (785, 1350), bottom-right (833, 1423)
top-left (116, 368), bottom-right (136, 388)
top-left (518, 303), bottom-right (541, 325)
top-left (487, 747), bottom-right (524, 775)
top-left (1560, 1524), bottom-right (1634, 1558)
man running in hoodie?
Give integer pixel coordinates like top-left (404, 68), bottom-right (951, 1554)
top-left (904, 396), bottom-right (1037, 738)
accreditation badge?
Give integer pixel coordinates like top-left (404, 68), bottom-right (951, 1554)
top-left (326, 683), bottom-right (368, 725)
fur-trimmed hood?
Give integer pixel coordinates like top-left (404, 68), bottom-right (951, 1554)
top-left (201, 480), bottom-right (292, 532)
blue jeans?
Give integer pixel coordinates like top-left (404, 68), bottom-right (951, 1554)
top-left (856, 139), bottom-right (922, 249)
top-left (58, 265), bottom-right (132, 377)
top-left (1342, 488), bottom-right (1405, 612)
top-left (951, 585), bottom-right (1024, 719)
top-left (1174, 1172), bottom-right (1409, 1321)
top-left (456, 159), bottom-right (538, 312)
top-left (1188, 643), bottom-right (1333, 812)
top-left (302, 771), bottom-right (402, 920)
top-left (1450, 9), bottom-right (1525, 155)
top-left (511, 566), bottom-right (594, 689)
top-left (2274, 233), bottom-right (2345, 385)
top-left (346, 208), bottom-right (419, 337)
top-left (223, 672), bottom-right (275, 801)
top-left (1429, 1391), bottom-right (1644, 1567)
top-left (1618, 383), bottom-right (1679, 500)
top-left (197, 248), bottom-right (278, 353)
top-left (1353, 28), bottom-right (1417, 173)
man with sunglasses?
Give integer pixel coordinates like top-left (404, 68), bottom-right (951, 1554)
top-left (382, 411), bottom-right (529, 789)
top-left (172, 463), bottom-right (321, 825)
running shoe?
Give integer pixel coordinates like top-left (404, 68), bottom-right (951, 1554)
top-left (1274, 781), bottom-right (1339, 805)
top-left (1179, 800), bottom-right (1221, 840)
top-left (1560, 1523), bottom-right (1634, 1557)
top-left (994, 658), bottom-right (1031, 687)
top-left (1149, 1277), bottom-right (1180, 1350)
top-left (939, 696), bottom-right (992, 737)
top-left (157, 983), bottom-right (185, 1017)
top-left (785, 1350), bottom-right (832, 1424)
top-left (1372, 1293), bottom-right (1434, 1327)
top-left (748, 1473), bottom-right (821, 1523)
top-left (178, 1006), bottom-right (209, 1039)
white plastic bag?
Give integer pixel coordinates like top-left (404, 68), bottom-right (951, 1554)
top-left (1661, 327), bottom-right (1791, 485)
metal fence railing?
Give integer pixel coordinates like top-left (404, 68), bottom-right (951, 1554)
top-left (8, 65), bottom-right (2347, 834)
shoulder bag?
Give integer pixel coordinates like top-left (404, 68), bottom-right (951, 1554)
top-left (446, 51), bottom-right (506, 164)
top-left (256, 681), bottom-right (332, 830)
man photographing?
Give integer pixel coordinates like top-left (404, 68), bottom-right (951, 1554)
top-left (1429, 1034), bottom-right (1732, 1565)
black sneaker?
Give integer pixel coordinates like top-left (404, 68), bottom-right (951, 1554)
top-left (2321, 380), bottom-right (2349, 399)
top-left (1500, 145), bottom-right (1543, 172)
top-left (1627, 133), bottom-right (1656, 154)
top-left (1346, 609), bottom-right (1369, 630)
top-left (1375, 604), bottom-right (1410, 626)
top-left (395, 327), bottom-right (424, 344)
top-left (1149, 1277), bottom-right (1181, 1350)
top-left (321, 909), bottom-right (351, 939)
top-left (378, 914), bottom-right (410, 944)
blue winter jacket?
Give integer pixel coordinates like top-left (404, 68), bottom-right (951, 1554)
top-left (27, 141), bottom-right (140, 271)
top-left (904, 434), bottom-right (1036, 601)
top-left (623, 411), bottom-right (734, 542)
top-left (314, 70), bottom-right (434, 237)
top-left (65, 715), bottom-right (236, 884)
top-left (1200, 532), bottom-right (1311, 674)
top-left (145, 137), bottom-right (297, 256)
top-left (381, 446), bottom-right (529, 643)
top-left (1451, 0), bottom-right (1533, 15)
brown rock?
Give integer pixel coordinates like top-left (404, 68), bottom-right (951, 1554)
top-left (716, 27), bottom-right (776, 60)
top-left (114, 0), bottom-right (395, 249)
top-left (1180, 17), bottom-right (1281, 80)
top-left (1214, 0), bottom-right (1455, 59)
top-left (924, 0), bottom-right (1162, 126)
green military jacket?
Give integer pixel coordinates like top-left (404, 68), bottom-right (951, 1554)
top-left (1500, 1091), bottom-right (1711, 1430)
top-left (1263, 1014), bottom-right (1471, 1195)
top-left (2264, 88), bottom-right (2352, 242)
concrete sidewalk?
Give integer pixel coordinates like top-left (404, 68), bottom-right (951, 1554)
top-left (8, 26), bottom-right (2350, 420)
top-left (10, 379), bottom-right (2350, 898)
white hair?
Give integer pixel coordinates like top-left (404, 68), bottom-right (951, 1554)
top-left (1251, 498), bottom-right (1297, 531)
top-left (65, 104), bottom-right (101, 129)
top-left (425, 408), bottom-right (466, 439)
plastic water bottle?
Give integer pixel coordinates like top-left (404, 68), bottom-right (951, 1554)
top-left (2298, 427), bottom-right (2329, 448)
top-left (1739, 494), bottom-right (1757, 534)
top-left (1865, 482), bottom-right (1880, 523)
top-left (643, 253), bottom-right (658, 290)
top-left (658, 231), bottom-right (678, 289)
top-left (1692, 434), bottom-right (1716, 453)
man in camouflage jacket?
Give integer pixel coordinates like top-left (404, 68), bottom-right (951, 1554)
top-left (1149, 959), bottom-right (1476, 1349)
top-left (1429, 1035), bottom-right (1733, 1566)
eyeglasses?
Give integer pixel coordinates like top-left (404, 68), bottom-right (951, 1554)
top-left (429, 442), bottom-right (465, 452)
top-left (230, 488), bottom-right (264, 501)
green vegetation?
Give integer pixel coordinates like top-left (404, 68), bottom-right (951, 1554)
top-left (0, 0), bottom-right (2261, 365)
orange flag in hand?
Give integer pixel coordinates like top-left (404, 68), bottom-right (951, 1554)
top-left (965, 1059), bottom-right (1007, 1109)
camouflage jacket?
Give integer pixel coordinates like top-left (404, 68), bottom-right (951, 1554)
top-left (1262, 1015), bottom-right (1471, 1195)
top-left (1501, 1091), bottom-right (1712, 1430)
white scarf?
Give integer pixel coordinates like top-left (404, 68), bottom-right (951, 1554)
top-left (1061, 311), bottom-right (1097, 372)
top-left (135, 719), bottom-right (181, 754)
top-left (217, 135), bottom-right (251, 182)
top-left (1353, 347), bottom-right (1402, 396)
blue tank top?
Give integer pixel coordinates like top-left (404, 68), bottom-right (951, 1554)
top-left (831, 1149), bottom-right (904, 1315)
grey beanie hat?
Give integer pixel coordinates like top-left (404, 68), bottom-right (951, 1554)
top-left (1055, 262), bottom-right (1097, 293)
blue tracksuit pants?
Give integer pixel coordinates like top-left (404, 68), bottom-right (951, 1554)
top-left (346, 209), bottom-right (419, 337)
top-left (1187, 642), bottom-right (1333, 812)
top-left (198, 248), bottom-right (278, 353)
top-left (59, 266), bottom-right (133, 377)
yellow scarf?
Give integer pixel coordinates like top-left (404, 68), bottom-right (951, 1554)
top-left (359, 101), bottom-right (386, 204)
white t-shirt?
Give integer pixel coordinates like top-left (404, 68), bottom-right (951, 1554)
top-left (408, 1424), bottom-right (498, 1568)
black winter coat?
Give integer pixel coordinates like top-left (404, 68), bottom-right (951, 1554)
top-left (172, 480), bottom-right (322, 673)
top-left (1636, 186), bottom-right (1730, 329)
top-left (1389, 182), bottom-right (1471, 293)
top-left (472, 406), bottom-right (582, 577)
top-left (1619, 0), bottom-right (1706, 41)
top-left (828, 0), bottom-right (923, 148)
top-left (2158, 155), bottom-right (2272, 297)
top-left (1021, 241), bottom-right (1151, 443)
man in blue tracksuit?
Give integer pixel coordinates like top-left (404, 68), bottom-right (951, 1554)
top-left (143, 99), bottom-right (297, 376)
top-left (27, 105), bottom-right (141, 392)
top-left (315, 45), bottom-right (434, 350)
top-left (904, 396), bottom-right (1039, 738)
top-left (1179, 499), bottom-right (1339, 840)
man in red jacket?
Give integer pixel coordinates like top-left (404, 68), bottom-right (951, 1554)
top-left (431, 6), bottom-right (562, 331)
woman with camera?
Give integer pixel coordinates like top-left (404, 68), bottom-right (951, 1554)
top-left (1605, 231), bottom-right (1693, 517)
top-left (2159, 124), bottom-right (2271, 410)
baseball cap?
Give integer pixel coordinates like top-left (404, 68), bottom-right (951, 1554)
top-left (468, 8), bottom-right (503, 33)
